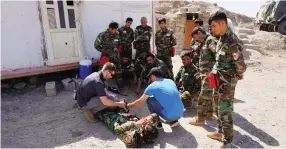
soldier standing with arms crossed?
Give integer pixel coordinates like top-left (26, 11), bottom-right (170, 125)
top-left (155, 18), bottom-right (176, 79)
top-left (207, 11), bottom-right (246, 148)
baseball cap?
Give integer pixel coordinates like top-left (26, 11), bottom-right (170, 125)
top-left (147, 67), bottom-right (163, 78)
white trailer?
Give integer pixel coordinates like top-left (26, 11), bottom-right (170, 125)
top-left (1, 1), bottom-right (155, 79)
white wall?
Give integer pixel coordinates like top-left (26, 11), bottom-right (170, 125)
top-left (1, 1), bottom-right (44, 71)
top-left (80, 1), bottom-right (153, 60)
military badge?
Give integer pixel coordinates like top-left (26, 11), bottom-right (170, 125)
top-left (232, 53), bottom-right (239, 60)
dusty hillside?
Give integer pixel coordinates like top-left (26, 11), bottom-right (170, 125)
top-left (155, 0), bottom-right (253, 26)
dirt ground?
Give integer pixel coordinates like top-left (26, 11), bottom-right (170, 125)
top-left (1, 38), bottom-right (286, 148)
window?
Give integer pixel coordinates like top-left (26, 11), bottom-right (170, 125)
top-left (47, 8), bottom-right (57, 28)
top-left (68, 9), bottom-right (76, 28)
top-left (67, 0), bottom-right (74, 6)
top-left (46, 0), bottom-right (54, 4)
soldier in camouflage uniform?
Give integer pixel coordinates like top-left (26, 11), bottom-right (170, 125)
top-left (189, 27), bottom-right (218, 126)
top-left (84, 107), bottom-right (159, 148)
top-left (207, 11), bottom-right (247, 148)
top-left (175, 50), bottom-right (201, 108)
top-left (135, 53), bottom-right (172, 94)
top-left (94, 22), bottom-right (123, 87)
top-left (118, 17), bottom-right (134, 59)
top-left (134, 50), bottom-right (148, 85)
top-left (121, 51), bottom-right (136, 86)
top-left (190, 27), bottom-right (209, 68)
top-left (155, 18), bottom-right (176, 79)
top-left (134, 17), bottom-right (153, 58)
top-left (189, 18), bottom-right (204, 50)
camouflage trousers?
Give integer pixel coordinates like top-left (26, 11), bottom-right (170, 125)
top-left (197, 76), bottom-right (214, 120)
top-left (120, 43), bottom-right (133, 59)
top-left (157, 55), bottom-right (174, 80)
top-left (96, 107), bottom-right (127, 131)
top-left (180, 90), bottom-right (199, 108)
top-left (213, 78), bottom-right (238, 144)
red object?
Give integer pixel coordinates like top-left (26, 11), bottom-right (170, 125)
top-left (99, 56), bottom-right (110, 66)
top-left (118, 45), bottom-right (123, 53)
top-left (171, 47), bottom-right (176, 57)
top-left (132, 42), bottom-right (136, 49)
top-left (208, 73), bottom-right (221, 89)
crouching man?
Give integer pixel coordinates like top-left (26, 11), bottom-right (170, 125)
top-left (84, 107), bottom-right (159, 148)
top-left (74, 62), bottom-right (127, 121)
top-left (175, 50), bottom-right (201, 108)
top-left (128, 67), bottom-right (184, 128)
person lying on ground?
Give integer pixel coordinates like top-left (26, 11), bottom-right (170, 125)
top-left (83, 107), bottom-right (159, 148)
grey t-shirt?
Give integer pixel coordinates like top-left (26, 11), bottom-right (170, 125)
top-left (76, 71), bottom-right (106, 107)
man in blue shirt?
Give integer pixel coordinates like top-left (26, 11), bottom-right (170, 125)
top-left (127, 67), bottom-right (184, 128)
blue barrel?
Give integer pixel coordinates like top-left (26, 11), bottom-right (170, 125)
top-left (79, 58), bottom-right (92, 80)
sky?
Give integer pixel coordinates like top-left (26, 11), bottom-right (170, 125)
top-left (196, 0), bottom-right (268, 17)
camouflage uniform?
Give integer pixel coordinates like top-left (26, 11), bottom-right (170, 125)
top-left (155, 28), bottom-right (176, 79)
top-left (118, 26), bottom-right (134, 59)
top-left (139, 59), bottom-right (172, 82)
top-left (134, 54), bottom-right (148, 81)
top-left (211, 29), bottom-right (246, 144)
top-left (134, 25), bottom-right (153, 57)
top-left (197, 35), bottom-right (218, 120)
top-left (175, 63), bottom-right (201, 108)
top-left (95, 107), bottom-right (158, 148)
top-left (121, 58), bottom-right (136, 83)
top-left (191, 35), bottom-right (209, 68)
top-left (94, 30), bottom-right (122, 83)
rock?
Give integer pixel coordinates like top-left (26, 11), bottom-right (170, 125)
top-left (28, 77), bottom-right (37, 85)
top-left (239, 33), bottom-right (248, 39)
top-left (45, 81), bottom-right (57, 96)
top-left (238, 28), bottom-right (255, 35)
top-left (14, 82), bottom-right (27, 90)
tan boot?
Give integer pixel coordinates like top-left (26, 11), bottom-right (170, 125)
top-left (207, 131), bottom-right (222, 141)
top-left (83, 110), bottom-right (95, 122)
top-left (189, 116), bottom-right (205, 125)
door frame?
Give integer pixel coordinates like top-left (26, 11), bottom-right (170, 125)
top-left (39, 0), bottom-right (84, 66)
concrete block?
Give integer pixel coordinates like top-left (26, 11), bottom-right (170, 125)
top-left (62, 78), bottom-right (76, 91)
top-left (45, 81), bottom-right (56, 96)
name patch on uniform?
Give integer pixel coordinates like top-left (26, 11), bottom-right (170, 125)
top-left (232, 53), bottom-right (240, 60)
top-left (166, 33), bottom-right (171, 36)
top-left (123, 31), bottom-right (127, 34)
top-left (114, 39), bottom-right (119, 42)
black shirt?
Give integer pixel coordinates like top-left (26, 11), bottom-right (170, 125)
top-left (76, 71), bottom-right (106, 107)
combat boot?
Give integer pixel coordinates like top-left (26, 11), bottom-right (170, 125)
top-left (189, 116), bottom-right (206, 125)
top-left (207, 131), bottom-right (222, 141)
